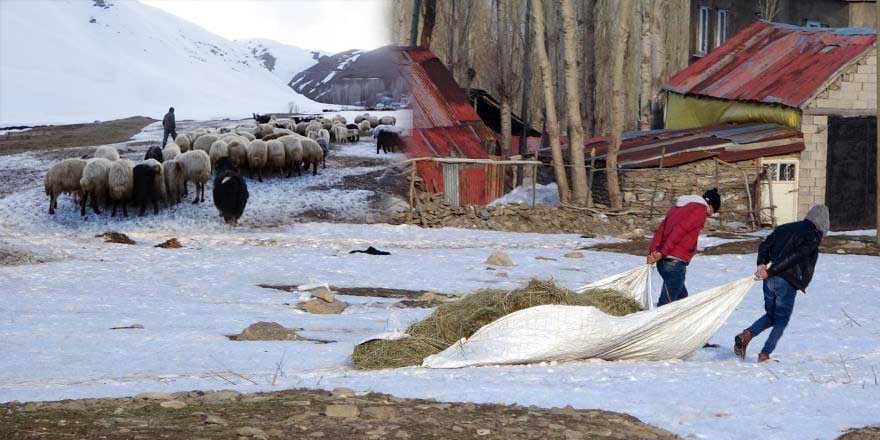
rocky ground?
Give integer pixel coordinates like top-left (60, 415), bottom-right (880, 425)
top-left (0, 116), bottom-right (156, 156)
top-left (1, 388), bottom-right (679, 440)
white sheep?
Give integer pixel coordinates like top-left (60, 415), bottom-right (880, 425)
top-left (143, 158), bottom-right (167, 205)
top-left (379, 115), bottom-right (397, 126)
top-left (209, 140), bottom-right (229, 167)
top-left (236, 131), bottom-right (256, 141)
top-left (163, 158), bottom-right (185, 206)
top-left (367, 116), bottom-right (380, 128)
top-left (193, 134), bottom-right (218, 153)
top-left (300, 138), bottom-right (324, 176)
top-left (278, 135), bottom-right (303, 177)
top-left (318, 129), bottom-right (330, 144)
top-left (357, 120), bottom-right (371, 133)
top-left (332, 114), bottom-right (346, 124)
top-left (354, 115), bottom-right (366, 124)
top-left (273, 128), bottom-right (294, 136)
top-left (266, 139), bottom-right (286, 177)
top-left (246, 139), bottom-right (268, 182)
top-left (294, 121), bottom-right (310, 135)
top-left (175, 133), bottom-right (192, 152)
top-left (332, 125), bottom-right (348, 144)
top-left (176, 150), bottom-right (211, 203)
top-left (93, 145), bottom-right (119, 161)
top-left (45, 158), bottom-right (87, 215)
top-left (79, 157), bottom-right (113, 217)
top-left (256, 123), bottom-right (275, 139)
top-left (162, 143), bottom-right (181, 162)
top-left (108, 159), bottom-right (135, 217)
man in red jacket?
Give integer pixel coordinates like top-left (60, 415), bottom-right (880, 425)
top-left (647, 188), bottom-right (721, 306)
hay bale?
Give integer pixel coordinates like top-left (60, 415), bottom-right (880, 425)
top-left (351, 279), bottom-right (641, 370)
top-left (96, 231), bottom-right (135, 245)
top-left (155, 238), bottom-right (182, 248)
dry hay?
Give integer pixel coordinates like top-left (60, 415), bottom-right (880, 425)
top-left (351, 279), bottom-right (642, 370)
top-left (96, 231), bottom-right (135, 245)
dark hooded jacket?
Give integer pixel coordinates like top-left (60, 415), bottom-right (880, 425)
top-left (163, 111), bottom-right (175, 131)
top-left (757, 220), bottom-right (822, 291)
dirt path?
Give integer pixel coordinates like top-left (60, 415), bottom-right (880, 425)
top-left (0, 117), bottom-right (156, 156)
top-left (1, 388), bottom-right (678, 439)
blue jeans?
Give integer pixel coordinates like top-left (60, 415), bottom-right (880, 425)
top-left (657, 259), bottom-right (688, 307)
top-left (746, 276), bottom-right (797, 354)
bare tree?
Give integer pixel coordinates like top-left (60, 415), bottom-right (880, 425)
top-left (606, 0), bottom-right (635, 210)
top-left (757, 0), bottom-right (781, 21)
top-left (495, 0), bottom-right (513, 158)
top-left (420, 0), bottom-right (437, 48)
top-left (559, 0), bottom-right (589, 205)
top-left (532, 0), bottom-right (570, 203)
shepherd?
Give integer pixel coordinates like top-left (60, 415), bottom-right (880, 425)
top-left (646, 188), bottom-right (721, 307)
top-left (162, 107), bottom-right (176, 148)
top-left (734, 205), bottom-right (829, 363)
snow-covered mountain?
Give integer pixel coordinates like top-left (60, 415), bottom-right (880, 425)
top-left (239, 38), bottom-right (325, 86)
top-left (0, 0), bottom-right (323, 126)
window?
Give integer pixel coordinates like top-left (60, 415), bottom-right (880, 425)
top-left (716, 10), bottom-right (729, 47)
top-left (698, 7), bottom-right (711, 55)
top-left (767, 163), bottom-right (797, 181)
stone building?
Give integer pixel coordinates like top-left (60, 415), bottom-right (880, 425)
top-left (534, 123), bottom-right (806, 228)
top-left (664, 21), bottom-right (877, 230)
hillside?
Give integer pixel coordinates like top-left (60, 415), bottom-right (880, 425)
top-left (0, 0), bottom-right (322, 126)
top-left (289, 46), bottom-right (407, 107)
top-left (239, 38), bottom-right (325, 86)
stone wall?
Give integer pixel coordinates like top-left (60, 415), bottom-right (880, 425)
top-left (617, 158), bottom-right (762, 226)
top-left (801, 53), bottom-right (877, 216)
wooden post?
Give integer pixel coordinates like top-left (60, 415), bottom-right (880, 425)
top-left (407, 164), bottom-right (417, 222)
top-left (763, 165), bottom-right (777, 228)
top-left (648, 146), bottom-right (666, 218)
top-left (532, 164), bottom-right (537, 207)
top-left (714, 158), bottom-right (724, 231)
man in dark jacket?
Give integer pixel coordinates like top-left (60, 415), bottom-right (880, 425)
top-left (647, 188), bottom-right (721, 306)
top-left (162, 107), bottom-right (176, 148)
top-left (734, 204), bottom-right (828, 362)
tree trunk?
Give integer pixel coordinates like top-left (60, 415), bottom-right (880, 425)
top-left (410, 0), bottom-right (422, 46)
top-left (559, 0), bottom-right (588, 206)
top-left (520, 0), bottom-right (532, 157)
top-left (532, 0), bottom-right (570, 204)
top-left (420, 0), bottom-right (437, 49)
top-left (606, 0), bottom-right (634, 210)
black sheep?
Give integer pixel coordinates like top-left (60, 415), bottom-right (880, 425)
top-left (376, 131), bottom-right (401, 154)
top-left (144, 146), bottom-right (163, 163)
top-left (345, 124), bottom-right (360, 142)
top-left (253, 113), bottom-right (272, 124)
top-left (132, 164), bottom-right (160, 216)
top-left (213, 167), bottom-right (249, 230)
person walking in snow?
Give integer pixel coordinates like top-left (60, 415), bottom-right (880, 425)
top-left (646, 188), bottom-right (721, 307)
top-left (734, 205), bottom-right (828, 363)
top-left (162, 107), bottom-right (176, 148)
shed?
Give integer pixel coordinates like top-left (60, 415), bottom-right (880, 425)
top-left (663, 21), bottom-right (877, 229)
top-left (531, 123), bottom-right (805, 226)
top-left (393, 47), bottom-right (502, 206)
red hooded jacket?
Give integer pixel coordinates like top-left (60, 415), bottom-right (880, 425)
top-left (649, 198), bottom-right (709, 264)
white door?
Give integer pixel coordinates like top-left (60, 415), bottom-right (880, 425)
top-left (760, 158), bottom-right (799, 225)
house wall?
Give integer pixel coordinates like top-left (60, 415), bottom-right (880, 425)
top-left (800, 52), bottom-right (877, 217)
top-left (848, 2), bottom-right (878, 28)
top-left (616, 158), bottom-right (763, 225)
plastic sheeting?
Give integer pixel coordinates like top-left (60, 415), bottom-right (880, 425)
top-left (665, 92), bottom-right (801, 130)
top-left (423, 269), bottom-right (754, 368)
top-left (576, 264), bottom-right (654, 310)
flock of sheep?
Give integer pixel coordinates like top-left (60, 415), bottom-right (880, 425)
top-left (42, 112), bottom-right (401, 228)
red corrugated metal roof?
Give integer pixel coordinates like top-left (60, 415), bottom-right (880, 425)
top-left (664, 22), bottom-right (876, 108)
top-left (533, 123), bottom-right (804, 169)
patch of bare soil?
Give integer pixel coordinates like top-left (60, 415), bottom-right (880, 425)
top-left (838, 426), bottom-right (880, 439)
top-left (584, 235), bottom-right (880, 257)
top-left (0, 247), bottom-right (51, 267)
top-left (0, 388), bottom-right (678, 440)
top-left (259, 284), bottom-right (453, 300)
top-left (0, 116), bottom-right (156, 156)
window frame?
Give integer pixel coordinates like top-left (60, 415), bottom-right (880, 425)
top-left (698, 6), bottom-right (711, 55)
top-left (715, 9), bottom-right (729, 48)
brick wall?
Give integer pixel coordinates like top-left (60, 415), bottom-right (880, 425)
top-left (800, 53), bottom-right (876, 216)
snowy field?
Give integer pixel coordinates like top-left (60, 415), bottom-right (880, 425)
top-left (1, 118), bottom-right (878, 439)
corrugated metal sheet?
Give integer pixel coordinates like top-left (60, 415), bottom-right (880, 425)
top-left (664, 22), bottom-right (876, 108)
top-left (532, 123), bottom-right (805, 169)
top-left (393, 47), bottom-right (501, 205)
top-left (442, 163), bottom-right (460, 207)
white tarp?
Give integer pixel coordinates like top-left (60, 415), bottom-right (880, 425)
top-left (423, 272), bottom-right (754, 369)
top-left (576, 264), bottom-right (654, 310)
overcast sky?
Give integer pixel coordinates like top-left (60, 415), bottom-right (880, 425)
top-left (140, 0), bottom-right (391, 53)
